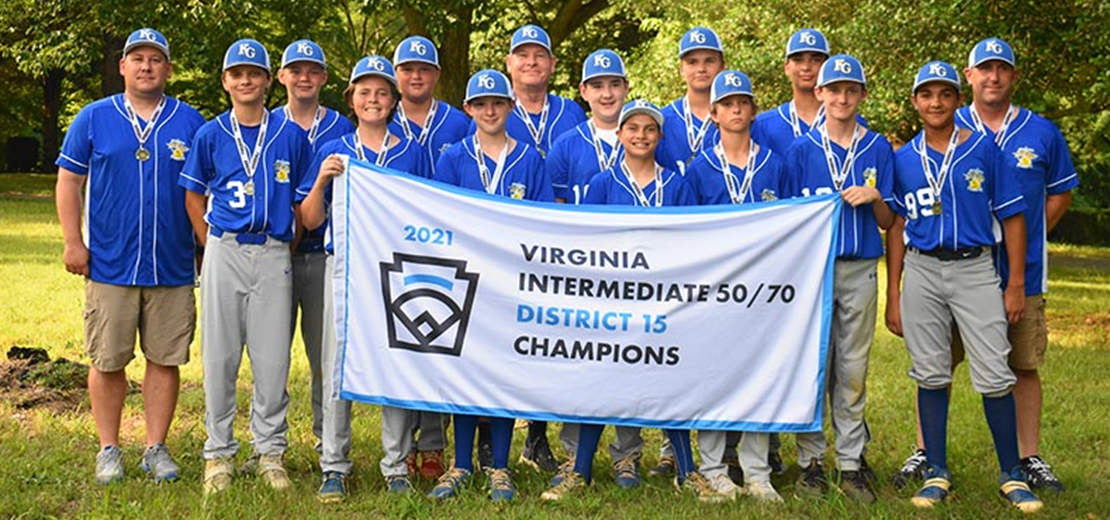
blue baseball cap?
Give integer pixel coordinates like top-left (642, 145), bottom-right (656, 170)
top-left (465, 69), bottom-right (513, 103)
top-left (968, 38), bottom-right (1015, 68)
top-left (678, 27), bottom-right (724, 59)
top-left (581, 49), bottom-right (627, 84)
top-left (349, 55), bottom-right (397, 86)
top-left (281, 40), bottom-right (326, 69)
top-left (223, 39), bottom-right (271, 73)
top-left (510, 25), bottom-right (552, 54)
top-left (394, 36), bottom-right (439, 68)
top-left (711, 70), bottom-right (755, 104)
top-left (817, 54), bottom-right (866, 88)
top-left (913, 61), bottom-right (961, 94)
top-left (785, 29), bottom-right (830, 58)
top-left (619, 99), bottom-right (664, 128)
top-left (123, 28), bottom-right (170, 60)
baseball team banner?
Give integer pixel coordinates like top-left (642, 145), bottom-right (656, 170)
top-left (333, 158), bottom-right (842, 432)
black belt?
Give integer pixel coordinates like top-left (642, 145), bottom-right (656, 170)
top-left (210, 227), bottom-right (268, 245)
top-left (909, 246), bottom-right (984, 261)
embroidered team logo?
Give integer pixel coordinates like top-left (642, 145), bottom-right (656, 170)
top-left (380, 253), bottom-right (479, 357)
top-left (760, 189), bottom-right (778, 202)
top-left (862, 167), bottom-right (877, 188)
top-left (1013, 147), bottom-right (1038, 169)
top-left (964, 168), bottom-right (985, 192)
top-left (274, 160), bottom-right (291, 183)
top-left (509, 182), bottom-right (527, 200)
top-left (166, 139), bottom-right (188, 161)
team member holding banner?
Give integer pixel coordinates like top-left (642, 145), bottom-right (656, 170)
top-left (542, 100), bottom-right (722, 502)
top-left (428, 69), bottom-right (553, 502)
top-left (180, 39), bottom-right (311, 495)
top-left (299, 55), bottom-right (431, 501)
top-left (784, 54), bottom-right (894, 503)
top-left (685, 70), bottom-right (790, 502)
top-left (886, 61), bottom-right (1040, 513)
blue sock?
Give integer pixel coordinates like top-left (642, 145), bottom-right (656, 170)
top-left (574, 424), bottom-right (604, 483)
top-left (982, 392), bottom-right (1020, 477)
top-left (665, 429), bottom-right (695, 482)
top-left (489, 417), bottom-right (514, 469)
top-left (918, 386), bottom-right (950, 474)
top-left (452, 414), bottom-right (477, 471)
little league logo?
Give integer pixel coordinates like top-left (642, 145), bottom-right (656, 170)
top-left (964, 168), bottom-right (985, 192)
top-left (1013, 147), bottom-right (1038, 169)
top-left (509, 182), bottom-right (526, 199)
top-left (760, 188), bottom-right (778, 202)
top-left (274, 160), bottom-right (291, 183)
top-left (380, 253), bottom-right (479, 356)
top-left (166, 139), bottom-right (189, 161)
top-left (863, 167), bottom-right (877, 188)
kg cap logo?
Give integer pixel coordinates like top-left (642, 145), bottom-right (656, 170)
top-left (799, 31), bottom-right (816, 46)
top-left (367, 56), bottom-right (384, 71)
top-left (724, 73), bottom-right (743, 87)
top-left (834, 58), bottom-right (852, 74)
top-left (380, 254), bottom-right (479, 356)
top-left (238, 43), bottom-right (256, 58)
top-left (297, 42), bottom-right (313, 56)
top-left (522, 26), bottom-right (539, 38)
top-left (929, 63), bottom-right (948, 76)
top-left (477, 73), bottom-right (495, 90)
top-left (409, 40), bottom-right (427, 55)
top-left (593, 53), bottom-right (611, 68)
top-left (138, 29), bottom-right (157, 41)
top-left (985, 40), bottom-right (1004, 54)
top-left (689, 30), bottom-right (706, 44)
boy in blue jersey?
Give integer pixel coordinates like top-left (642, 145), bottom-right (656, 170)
top-left (659, 27), bottom-right (726, 170)
top-left (180, 39), bottom-right (311, 495)
top-left (752, 29), bottom-right (830, 156)
top-left (391, 35), bottom-right (471, 178)
top-left (56, 28), bottom-right (204, 485)
top-left (784, 54), bottom-right (894, 503)
top-left (272, 38), bottom-right (354, 461)
top-left (503, 25), bottom-right (587, 156)
top-left (300, 55), bottom-right (432, 502)
top-left (886, 61), bottom-right (1041, 513)
top-left (543, 100), bottom-right (717, 502)
top-left (428, 69), bottom-right (552, 503)
top-left (685, 70), bottom-right (790, 502)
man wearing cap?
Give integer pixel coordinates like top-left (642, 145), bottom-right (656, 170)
top-left (56, 28), bottom-right (204, 485)
top-left (503, 24), bottom-right (587, 157)
top-left (886, 60), bottom-right (1041, 513)
top-left (753, 29), bottom-right (831, 156)
top-left (659, 27), bottom-right (726, 169)
top-left (784, 54), bottom-right (894, 503)
top-left (180, 38), bottom-right (311, 494)
top-left (272, 38), bottom-right (354, 458)
top-left (390, 35), bottom-right (470, 176)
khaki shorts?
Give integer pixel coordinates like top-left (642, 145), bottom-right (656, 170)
top-left (84, 281), bottom-right (196, 372)
top-left (952, 295), bottom-right (1048, 371)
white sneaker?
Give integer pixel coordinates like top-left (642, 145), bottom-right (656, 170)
top-left (745, 480), bottom-right (784, 503)
top-left (708, 473), bottom-right (741, 500)
top-left (95, 445), bottom-right (125, 484)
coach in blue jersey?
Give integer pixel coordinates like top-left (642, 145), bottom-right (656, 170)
top-left (390, 36), bottom-right (470, 178)
top-left (502, 24), bottom-right (587, 156)
top-left (659, 27), bottom-right (725, 170)
top-left (272, 38), bottom-right (354, 459)
top-left (886, 61), bottom-right (1041, 513)
top-left (180, 39), bottom-right (311, 495)
top-left (752, 29), bottom-right (831, 156)
top-left (785, 54), bottom-right (893, 503)
top-left (56, 28), bottom-right (204, 485)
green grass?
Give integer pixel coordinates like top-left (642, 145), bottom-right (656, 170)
top-left (2, 174), bottom-right (1108, 519)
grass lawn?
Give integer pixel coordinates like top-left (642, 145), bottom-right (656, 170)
top-left (1, 174), bottom-right (1107, 519)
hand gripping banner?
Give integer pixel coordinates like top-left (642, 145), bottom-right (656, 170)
top-left (333, 158), bottom-right (841, 432)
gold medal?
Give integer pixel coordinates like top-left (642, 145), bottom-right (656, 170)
top-left (244, 181), bottom-right (255, 196)
top-left (135, 147), bottom-right (150, 162)
top-left (932, 201), bottom-right (942, 214)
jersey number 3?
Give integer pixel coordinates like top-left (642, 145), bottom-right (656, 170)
top-left (226, 181), bottom-right (248, 209)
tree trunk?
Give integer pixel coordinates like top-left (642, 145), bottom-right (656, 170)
top-left (436, 4), bottom-right (472, 107)
top-left (100, 33), bottom-right (125, 97)
top-left (40, 68), bottom-right (64, 173)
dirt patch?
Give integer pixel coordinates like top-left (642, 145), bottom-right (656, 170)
top-left (1, 346), bottom-right (116, 414)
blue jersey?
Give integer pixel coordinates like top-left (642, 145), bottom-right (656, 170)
top-left (546, 121), bottom-right (623, 204)
top-left (753, 102), bottom-right (868, 156)
top-left (495, 94), bottom-right (586, 156)
top-left (435, 138), bottom-right (554, 202)
top-left (295, 132), bottom-right (432, 253)
top-left (956, 106), bottom-right (1079, 294)
top-left (785, 127), bottom-right (894, 259)
top-left (389, 99), bottom-right (471, 174)
top-left (686, 144), bottom-right (789, 205)
top-left (581, 164), bottom-right (696, 207)
top-left (659, 97), bottom-right (719, 169)
top-left (892, 131), bottom-right (1026, 251)
top-left (179, 111), bottom-right (311, 242)
top-left (57, 94), bottom-right (204, 287)
top-left (272, 105), bottom-right (354, 253)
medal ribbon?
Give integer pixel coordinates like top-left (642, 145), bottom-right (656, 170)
top-left (588, 121), bottom-right (620, 172)
top-left (354, 130), bottom-right (391, 167)
top-left (969, 104), bottom-right (1017, 146)
top-left (124, 96), bottom-right (166, 154)
top-left (789, 101), bottom-right (825, 138)
top-left (515, 97), bottom-right (550, 150)
top-left (229, 109), bottom-right (269, 184)
top-left (820, 123), bottom-right (863, 191)
top-left (918, 127), bottom-right (961, 210)
top-left (283, 105), bottom-right (324, 145)
top-left (472, 134), bottom-right (509, 195)
top-left (682, 96), bottom-right (713, 155)
top-left (396, 100), bottom-right (438, 146)
top-left (714, 141), bottom-right (759, 204)
top-left (619, 160), bottom-right (663, 207)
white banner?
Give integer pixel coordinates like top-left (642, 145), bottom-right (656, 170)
top-left (334, 158), bottom-right (842, 432)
